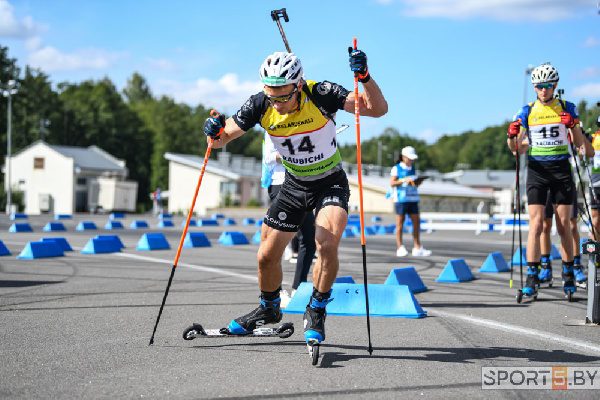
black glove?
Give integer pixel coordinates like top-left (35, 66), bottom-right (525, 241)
top-left (348, 48), bottom-right (370, 83)
top-left (203, 114), bottom-right (226, 139)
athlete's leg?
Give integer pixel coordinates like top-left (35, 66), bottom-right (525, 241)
top-left (312, 205), bottom-right (347, 293)
top-left (541, 217), bottom-right (553, 258)
top-left (593, 208), bottom-right (600, 241)
top-left (527, 204), bottom-right (545, 264)
top-left (555, 204), bottom-right (574, 262)
top-left (292, 211), bottom-right (316, 290)
top-left (395, 203), bottom-right (406, 249)
top-left (409, 213), bottom-right (422, 249)
top-left (257, 225), bottom-right (297, 291)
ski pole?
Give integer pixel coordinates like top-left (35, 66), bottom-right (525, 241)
top-left (271, 8), bottom-right (292, 53)
top-left (509, 134), bottom-right (520, 289)
top-left (516, 139), bottom-right (523, 289)
top-left (352, 37), bottom-right (373, 356)
top-left (149, 110), bottom-right (222, 345)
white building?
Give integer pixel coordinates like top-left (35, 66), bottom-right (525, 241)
top-left (164, 152), bottom-right (265, 216)
top-left (6, 140), bottom-right (137, 215)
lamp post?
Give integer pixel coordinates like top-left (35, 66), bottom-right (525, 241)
top-left (2, 80), bottom-right (18, 214)
top-left (523, 64), bottom-right (534, 106)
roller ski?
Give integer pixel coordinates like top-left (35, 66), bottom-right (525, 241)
top-left (562, 265), bottom-right (577, 302)
top-left (304, 289), bottom-right (333, 366)
top-left (183, 322), bottom-right (294, 340)
top-left (516, 266), bottom-right (539, 303)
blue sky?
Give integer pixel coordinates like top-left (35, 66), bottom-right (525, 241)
top-left (0, 0), bottom-right (599, 147)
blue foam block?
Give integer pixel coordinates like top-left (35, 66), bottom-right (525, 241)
top-left (335, 276), bottom-right (355, 283)
top-left (252, 230), bottom-right (261, 244)
top-left (0, 240), bottom-right (11, 256)
top-left (211, 214), bottom-right (225, 220)
top-left (385, 267), bottom-right (428, 293)
top-left (54, 214), bottom-right (72, 220)
top-left (549, 244), bottom-right (561, 260)
top-left (377, 225), bottom-right (395, 234)
top-left (479, 252), bottom-right (510, 273)
top-left (371, 216), bottom-right (382, 222)
top-left (342, 228), bottom-right (355, 238)
top-left (9, 223), bottom-right (33, 233)
top-left (218, 231), bottom-right (249, 246)
top-left (223, 218), bottom-right (236, 226)
top-left (95, 235), bottom-right (125, 248)
top-left (436, 259), bottom-right (475, 282)
top-left (109, 212), bottom-right (125, 220)
top-left (81, 237), bottom-right (122, 254)
top-left (76, 221), bottom-right (97, 231)
top-left (351, 225), bottom-right (376, 236)
top-left (136, 233), bottom-right (170, 250)
top-left (10, 213), bottom-right (27, 220)
top-left (183, 232), bottom-right (211, 248)
top-left (255, 220), bottom-right (263, 227)
top-left (182, 219), bottom-right (197, 227)
top-left (158, 213), bottom-right (172, 220)
top-left (41, 237), bottom-right (73, 252)
top-left (198, 219), bottom-right (219, 226)
top-left (129, 220), bottom-right (149, 229)
top-left (157, 220), bottom-right (174, 228)
top-left (18, 241), bottom-right (64, 259)
top-left (510, 247), bottom-right (527, 266)
top-left (104, 221), bottom-right (124, 230)
top-left (43, 222), bottom-right (66, 232)
top-left (242, 218), bottom-right (255, 225)
top-left (283, 282), bottom-right (426, 318)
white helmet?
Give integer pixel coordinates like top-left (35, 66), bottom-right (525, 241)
top-left (260, 52), bottom-right (303, 86)
top-left (531, 63), bottom-right (559, 84)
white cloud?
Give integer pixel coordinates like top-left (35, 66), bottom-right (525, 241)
top-left (575, 67), bottom-right (600, 79)
top-left (0, 0), bottom-right (46, 38)
top-left (378, 0), bottom-right (591, 22)
top-left (27, 46), bottom-right (129, 72)
top-left (582, 36), bottom-right (600, 47)
top-left (153, 73), bottom-right (263, 111)
top-left (571, 83), bottom-right (600, 98)
top-left (24, 36), bottom-right (42, 51)
top-left (144, 57), bottom-right (177, 72)
top-left (418, 127), bottom-right (441, 144)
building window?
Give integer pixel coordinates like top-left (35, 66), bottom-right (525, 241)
top-left (77, 178), bottom-right (87, 185)
top-left (34, 157), bottom-right (44, 169)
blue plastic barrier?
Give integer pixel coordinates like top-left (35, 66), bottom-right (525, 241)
top-left (0, 240), bottom-right (11, 255)
top-left (41, 237), bottom-right (73, 252)
top-left (76, 221), bottom-right (97, 231)
top-left (54, 214), bottom-right (72, 220)
top-left (385, 267), bottom-right (428, 293)
top-left (479, 252), bottom-right (510, 273)
top-left (9, 213), bottom-right (27, 220)
top-left (43, 222), bottom-right (66, 232)
top-left (109, 212), bottom-right (125, 220)
top-left (18, 241), bottom-right (64, 259)
top-left (243, 218), bottom-right (255, 225)
top-left (136, 233), bottom-right (170, 250)
top-left (334, 276), bottom-right (355, 284)
top-left (182, 219), bottom-right (197, 227)
top-left (129, 220), bottom-right (149, 229)
top-left (218, 231), bottom-right (249, 246)
top-left (252, 230), bottom-right (261, 244)
top-left (283, 282), bottom-right (426, 318)
top-left (81, 237), bottom-right (122, 254)
top-left (95, 235), bottom-right (125, 249)
top-left (157, 220), bottom-right (174, 228)
top-left (197, 219), bottom-right (219, 226)
top-left (183, 232), bottom-right (211, 248)
top-left (436, 259), bottom-right (475, 282)
top-left (104, 221), bottom-right (124, 230)
top-left (510, 247), bottom-right (527, 266)
top-left (9, 223), bottom-right (33, 233)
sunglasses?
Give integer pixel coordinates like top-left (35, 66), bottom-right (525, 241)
top-left (535, 83), bottom-right (554, 89)
top-left (265, 87), bottom-right (298, 104)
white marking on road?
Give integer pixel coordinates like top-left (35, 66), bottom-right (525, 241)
top-left (115, 252), bottom-right (292, 284)
top-left (433, 309), bottom-right (600, 354)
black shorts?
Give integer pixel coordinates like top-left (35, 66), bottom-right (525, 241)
top-left (543, 183), bottom-right (578, 219)
top-left (526, 160), bottom-right (573, 206)
top-left (590, 186), bottom-right (600, 210)
top-left (264, 169), bottom-right (350, 232)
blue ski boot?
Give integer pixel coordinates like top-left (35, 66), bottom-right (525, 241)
top-left (538, 256), bottom-right (553, 288)
top-left (574, 267), bottom-right (587, 289)
top-left (562, 264), bottom-right (576, 302)
top-left (304, 289), bottom-right (333, 344)
top-left (228, 294), bottom-right (282, 334)
top-left (522, 265), bottom-right (540, 296)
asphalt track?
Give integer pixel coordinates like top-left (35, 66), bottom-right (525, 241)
top-left (1, 212), bottom-right (600, 399)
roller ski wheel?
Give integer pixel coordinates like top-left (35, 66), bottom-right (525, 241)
top-left (182, 322), bottom-right (294, 340)
top-left (564, 289), bottom-right (574, 302)
top-left (516, 289), bottom-right (537, 304)
top-left (307, 339), bottom-right (320, 366)
top-left (576, 280), bottom-right (588, 290)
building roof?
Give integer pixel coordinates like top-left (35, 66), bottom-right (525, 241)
top-left (12, 140), bottom-right (127, 174)
top-left (164, 152), bottom-right (262, 179)
top-left (440, 169), bottom-right (515, 188)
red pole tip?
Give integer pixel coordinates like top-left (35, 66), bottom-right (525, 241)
top-left (353, 37), bottom-right (357, 49)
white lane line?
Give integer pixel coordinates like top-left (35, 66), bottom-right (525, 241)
top-left (116, 252), bottom-right (273, 284)
top-left (433, 309), bottom-right (600, 354)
